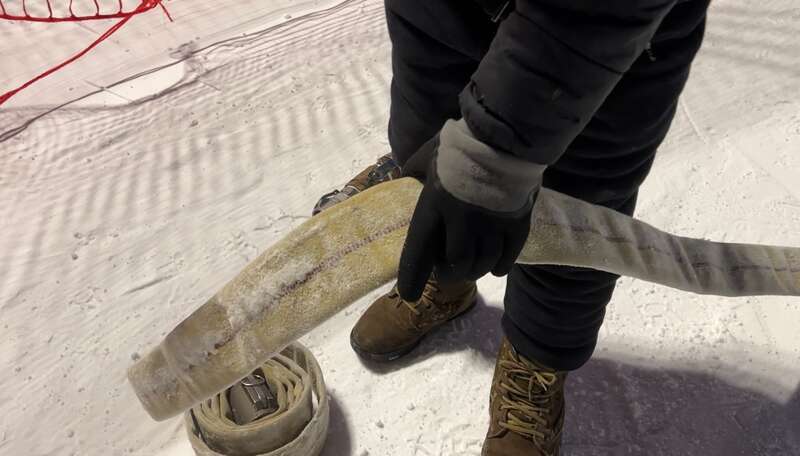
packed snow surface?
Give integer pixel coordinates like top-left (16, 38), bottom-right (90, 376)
top-left (1, 0), bottom-right (799, 454)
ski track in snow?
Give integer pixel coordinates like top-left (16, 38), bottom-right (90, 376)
top-left (1, 0), bottom-right (800, 455)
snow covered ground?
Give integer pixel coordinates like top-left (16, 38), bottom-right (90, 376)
top-left (1, 0), bottom-right (799, 455)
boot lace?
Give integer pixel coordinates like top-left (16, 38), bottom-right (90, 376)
top-left (366, 155), bottom-right (400, 186)
top-left (497, 351), bottom-right (561, 450)
top-left (390, 281), bottom-right (441, 321)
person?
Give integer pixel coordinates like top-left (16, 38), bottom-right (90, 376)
top-left (314, 0), bottom-right (711, 454)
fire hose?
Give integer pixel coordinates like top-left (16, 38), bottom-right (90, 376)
top-left (128, 177), bottom-right (799, 422)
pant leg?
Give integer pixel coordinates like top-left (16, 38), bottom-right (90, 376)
top-left (503, 0), bottom-right (712, 371)
top-left (385, 2), bottom-right (497, 165)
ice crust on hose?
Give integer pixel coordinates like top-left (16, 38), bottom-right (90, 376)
top-left (126, 180), bottom-right (419, 420)
top-left (223, 255), bottom-right (317, 332)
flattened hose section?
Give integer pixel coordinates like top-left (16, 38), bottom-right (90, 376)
top-left (185, 343), bottom-right (329, 456)
top-left (530, 187), bottom-right (800, 297)
top-left (128, 178), bottom-right (800, 422)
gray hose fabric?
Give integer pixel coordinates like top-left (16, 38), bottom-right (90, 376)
top-left (529, 187), bottom-right (800, 297)
top-left (128, 178), bottom-right (800, 421)
top-left (184, 342), bottom-right (329, 456)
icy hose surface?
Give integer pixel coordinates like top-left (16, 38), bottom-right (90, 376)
top-left (128, 178), bottom-right (800, 421)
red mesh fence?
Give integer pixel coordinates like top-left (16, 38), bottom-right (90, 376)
top-left (0, 0), bottom-right (172, 106)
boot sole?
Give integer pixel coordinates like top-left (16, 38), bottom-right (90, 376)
top-left (349, 297), bottom-right (478, 362)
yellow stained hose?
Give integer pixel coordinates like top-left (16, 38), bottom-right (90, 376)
top-left (128, 178), bottom-right (800, 421)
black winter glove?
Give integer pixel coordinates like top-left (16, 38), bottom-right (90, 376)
top-left (397, 119), bottom-right (545, 302)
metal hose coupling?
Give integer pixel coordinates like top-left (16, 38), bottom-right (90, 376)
top-left (184, 342), bottom-right (329, 456)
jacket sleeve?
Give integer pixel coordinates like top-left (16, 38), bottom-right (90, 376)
top-left (460, 0), bottom-right (678, 165)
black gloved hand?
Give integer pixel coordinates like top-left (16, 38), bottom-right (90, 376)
top-left (397, 120), bottom-right (542, 302)
top-left (397, 159), bottom-right (533, 301)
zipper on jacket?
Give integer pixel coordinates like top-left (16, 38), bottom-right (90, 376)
top-left (645, 42), bottom-right (657, 62)
top-left (490, 1), bottom-right (512, 22)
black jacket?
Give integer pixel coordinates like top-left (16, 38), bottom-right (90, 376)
top-left (386, 0), bottom-right (681, 166)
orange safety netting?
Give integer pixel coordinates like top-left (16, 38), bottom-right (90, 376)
top-left (0, 0), bottom-right (172, 106)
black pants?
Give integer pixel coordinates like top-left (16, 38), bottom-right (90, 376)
top-left (386, 0), bottom-right (710, 370)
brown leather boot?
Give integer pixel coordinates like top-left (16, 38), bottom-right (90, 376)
top-left (350, 276), bottom-right (477, 361)
top-left (312, 153), bottom-right (402, 215)
top-left (482, 338), bottom-right (567, 456)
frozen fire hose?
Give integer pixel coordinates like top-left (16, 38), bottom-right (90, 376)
top-left (128, 177), bottom-right (800, 422)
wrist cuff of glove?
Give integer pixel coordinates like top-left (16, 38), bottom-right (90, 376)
top-left (436, 119), bottom-right (545, 213)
